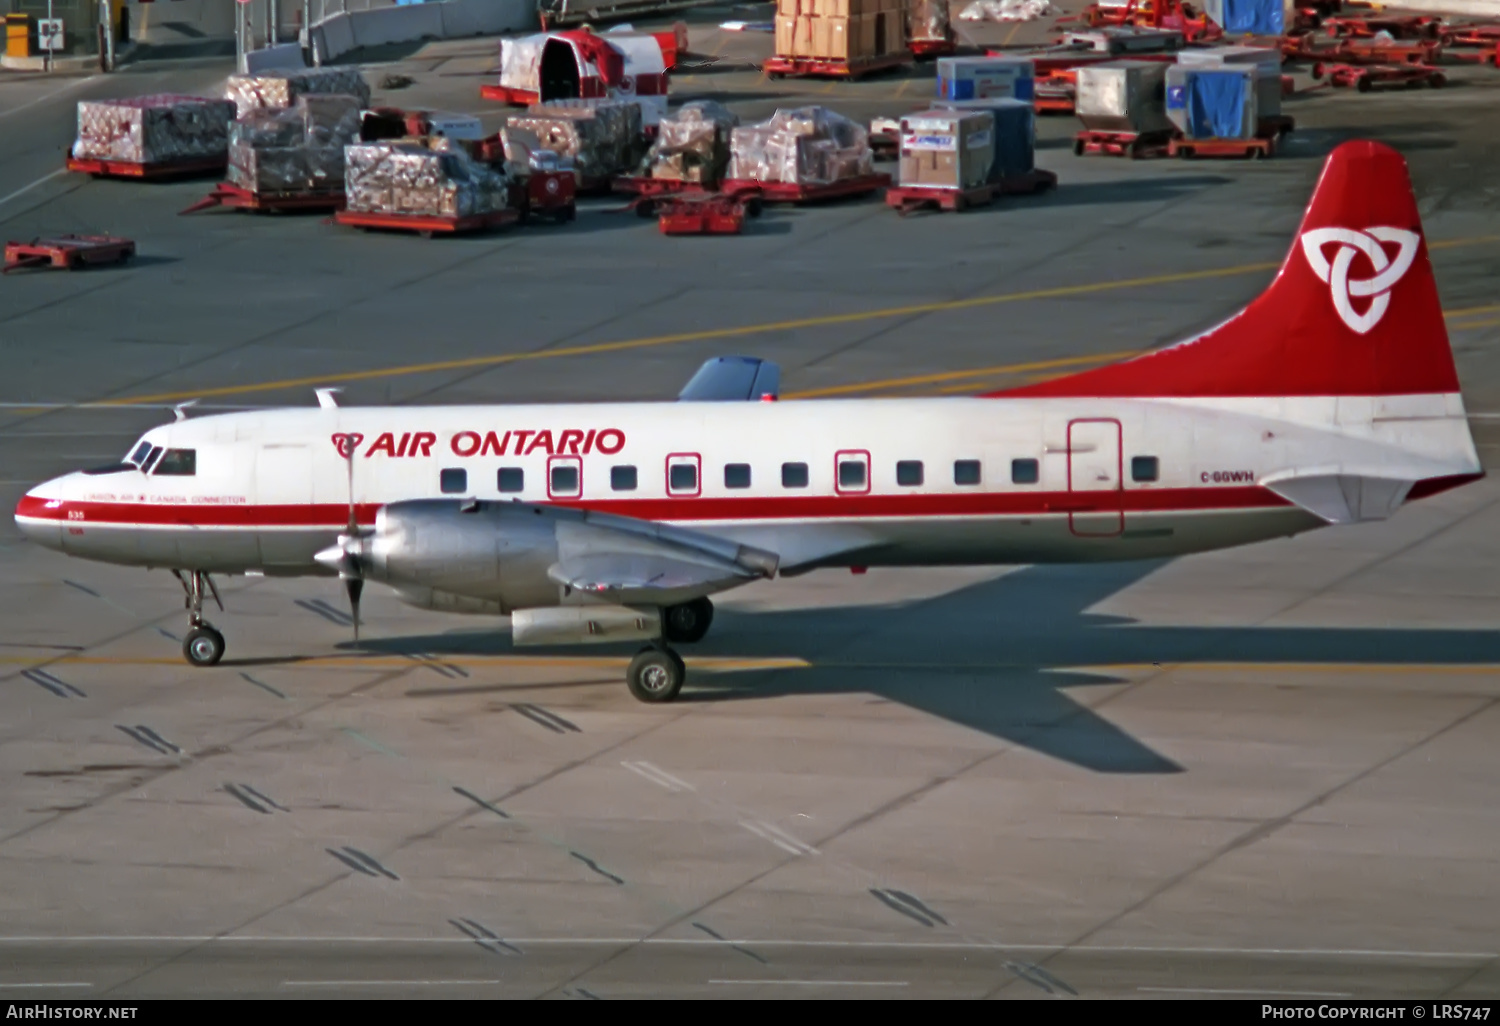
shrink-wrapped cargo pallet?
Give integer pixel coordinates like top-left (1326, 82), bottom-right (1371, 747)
top-left (508, 99), bottom-right (644, 179)
top-left (726, 106), bottom-right (874, 185)
top-left (936, 56), bottom-right (1035, 101)
top-left (1075, 60), bottom-right (1173, 134)
top-left (1166, 65), bottom-right (1258, 140)
top-left (908, 0), bottom-right (950, 41)
top-left (226, 67), bottom-right (372, 118)
top-left (642, 100), bottom-right (738, 183)
top-left (228, 95), bottom-right (362, 195)
top-left (774, 0), bottom-right (909, 62)
top-left (344, 138), bottom-right (511, 219)
top-left (898, 109), bottom-right (995, 190)
top-left (72, 95), bottom-right (237, 165)
top-left (936, 97), bottom-right (1034, 179)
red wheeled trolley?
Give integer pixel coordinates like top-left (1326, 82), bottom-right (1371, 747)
top-left (622, 191), bottom-right (761, 235)
top-left (719, 173), bottom-right (891, 205)
top-left (1074, 129), bottom-right (1173, 158)
top-left (612, 176), bottom-right (713, 197)
top-left (4, 235), bottom-right (135, 273)
top-left (65, 155), bottom-right (227, 180)
top-left (332, 207), bottom-right (521, 238)
top-left (179, 182), bottom-right (346, 215)
top-left (512, 169), bottom-right (578, 223)
top-left (884, 168), bottom-right (1056, 215)
top-left (479, 84), bottom-right (538, 106)
top-left (763, 53), bottom-right (910, 80)
top-left (1168, 134), bottom-right (1276, 159)
top-left (910, 35), bottom-right (958, 59)
top-left (1311, 61), bottom-right (1446, 91)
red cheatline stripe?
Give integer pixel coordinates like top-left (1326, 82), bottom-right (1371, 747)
top-left (15, 488), bottom-right (1292, 529)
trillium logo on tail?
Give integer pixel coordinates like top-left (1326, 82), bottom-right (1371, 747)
top-left (331, 433), bottom-right (364, 459)
top-left (1299, 227), bottom-right (1421, 335)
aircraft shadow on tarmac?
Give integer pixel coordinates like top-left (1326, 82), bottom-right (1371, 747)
top-left (353, 559), bottom-right (1500, 776)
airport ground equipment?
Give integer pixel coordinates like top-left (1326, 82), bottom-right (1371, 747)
top-left (180, 182), bottom-right (345, 215)
top-left (331, 207), bottom-right (521, 238)
top-left (65, 154), bottom-right (226, 180)
top-left (3, 235), bottom-right (135, 273)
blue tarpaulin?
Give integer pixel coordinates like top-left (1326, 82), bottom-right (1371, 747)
top-left (1212, 0), bottom-right (1284, 36)
top-left (1187, 69), bottom-right (1247, 139)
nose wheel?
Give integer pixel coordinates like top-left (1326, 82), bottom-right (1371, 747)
top-left (174, 569), bottom-right (226, 667)
top-left (627, 645), bottom-right (685, 703)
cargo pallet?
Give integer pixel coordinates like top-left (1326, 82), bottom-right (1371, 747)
top-left (331, 208), bottom-right (521, 238)
top-left (654, 193), bottom-right (760, 236)
top-left (1311, 61), bottom-right (1446, 90)
top-left (885, 169), bottom-right (1056, 215)
top-left (1168, 135), bottom-right (1276, 159)
top-left (479, 84), bottom-right (539, 106)
top-left (179, 182), bottom-right (345, 215)
top-left (65, 155), bottom-right (228, 181)
top-left (1323, 14), bottom-right (1444, 39)
top-left (719, 173), bottom-right (891, 204)
top-left (910, 36), bottom-right (958, 59)
top-left (4, 235), bottom-right (135, 274)
top-left (763, 53), bottom-right (910, 80)
top-left (612, 176), bottom-right (713, 197)
top-left (1074, 129), bottom-right (1174, 158)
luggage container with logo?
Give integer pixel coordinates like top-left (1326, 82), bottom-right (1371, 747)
top-left (897, 109), bottom-right (995, 190)
top-left (1075, 60), bottom-right (1173, 134)
top-left (935, 56), bottom-right (1035, 101)
top-left (1166, 64), bottom-right (1257, 139)
top-left (1176, 45), bottom-right (1281, 117)
top-left (934, 98), bottom-right (1033, 179)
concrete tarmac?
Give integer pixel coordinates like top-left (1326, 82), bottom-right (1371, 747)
top-left (2, 11), bottom-right (1500, 999)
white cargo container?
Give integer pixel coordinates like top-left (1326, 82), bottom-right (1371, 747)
top-left (1075, 60), bottom-right (1173, 135)
top-left (1176, 45), bottom-right (1282, 118)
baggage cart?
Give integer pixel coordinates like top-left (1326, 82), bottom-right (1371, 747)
top-left (1168, 133), bottom-right (1276, 158)
top-left (612, 176), bottom-right (714, 197)
top-left (763, 53), bottom-right (910, 80)
top-left (1074, 128), bottom-right (1173, 157)
top-left (719, 173), bottom-right (891, 205)
top-left (513, 168), bottom-right (578, 223)
top-left (65, 155), bottom-right (227, 181)
top-left (1311, 62), bottom-right (1446, 91)
top-left (332, 208), bottom-right (521, 238)
top-left (4, 235), bottom-right (135, 273)
top-left (180, 182), bottom-right (345, 215)
top-left (886, 182), bottom-right (997, 214)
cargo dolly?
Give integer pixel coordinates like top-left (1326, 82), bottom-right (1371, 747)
top-left (763, 53), bottom-right (910, 80)
top-left (179, 182), bottom-right (346, 215)
top-left (510, 170), bottom-right (578, 223)
top-left (719, 173), bottom-right (891, 205)
top-left (331, 207), bottom-right (521, 238)
top-left (65, 155), bottom-right (228, 181)
top-left (612, 176), bottom-right (713, 197)
top-left (4, 235), bottom-right (135, 273)
top-left (1310, 61), bottom-right (1446, 90)
top-left (1074, 128), bottom-right (1174, 158)
top-left (620, 191), bottom-right (762, 235)
top-left (884, 169), bottom-right (1057, 215)
top-left (1322, 14), bottom-right (1444, 39)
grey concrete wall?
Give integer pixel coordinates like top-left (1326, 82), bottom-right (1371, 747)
top-left (308, 0), bottom-right (536, 64)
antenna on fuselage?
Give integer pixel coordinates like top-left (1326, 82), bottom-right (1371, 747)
top-left (316, 388), bottom-right (342, 409)
top-left (172, 400), bottom-right (199, 422)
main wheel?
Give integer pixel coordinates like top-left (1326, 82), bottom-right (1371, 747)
top-left (663, 597), bottom-right (714, 644)
top-left (627, 647), bottom-right (685, 703)
top-left (183, 626), bottom-right (225, 667)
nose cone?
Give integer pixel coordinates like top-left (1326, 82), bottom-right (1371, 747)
top-left (14, 478), bottom-right (68, 552)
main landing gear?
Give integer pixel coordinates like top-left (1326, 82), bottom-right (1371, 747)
top-left (174, 570), bottom-right (225, 667)
top-left (626, 598), bottom-right (714, 703)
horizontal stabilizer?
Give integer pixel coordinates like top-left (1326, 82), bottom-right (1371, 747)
top-left (1262, 472), bottom-right (1415, 524)
top-left (678, 357), bottom-right (780, 401)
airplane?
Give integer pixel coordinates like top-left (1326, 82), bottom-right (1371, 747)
top-left (13, 140), bottom-right (1485, 704)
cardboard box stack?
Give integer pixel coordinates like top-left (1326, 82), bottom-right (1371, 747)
top-left (344, 137), bottom-right (512, 219)
top-left (225, 67), bottom-right (371, 119)
top-left (641, 100), bottom-right (739, 183)
top-left (898, 108), bottom-right (995, 191)
top-left (726, 106), bottom-right (874, 186)
top-left (71, 95), bottom-right (237, 166)
top-left (228, 95), bottom-right (362, 196)
top-left (774, 0), bottom-right (910, 64)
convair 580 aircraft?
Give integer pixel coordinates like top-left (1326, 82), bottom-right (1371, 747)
top-left (15, 141), bottom-right (1484, 702)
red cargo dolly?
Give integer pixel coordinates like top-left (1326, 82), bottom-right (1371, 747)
top-left (332, 207), bottom-right (520, 238)
top-left (65, 155), bottom-right (228, 181)
top-left (612, 176), bottom-right (712, 197)
top-left (720, 173), bottom-right (890, 204)
top-left (1311, 61), bottom-right (1446, 90)
top-left (655, 193), bottom-right (755, 235)
top-left (1074, 129), bottom-right (1173, 158)
top-left (763, 53), bottom-right (910, 80)
top-left (4, 235), bottom-right (135, 273)
top-left (479, 84), bottom-right (538, 106)
top-left (1169, 134), bottom-right (1276, 159)
top-left (179, 182), bottom-right (345, 215)
top-left (910, 36), bottom-right (958, 59)
top-left (513, 169), bottom-right (578, 223)
top-left (1323, 14), bottom-right (1443, 39)
top-left (886, 183), bottom-right (996, 215)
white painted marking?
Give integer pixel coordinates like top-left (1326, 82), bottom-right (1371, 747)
top-left (1139, 987), bottom-right (1354, 997)
top-left (739, 820), bottom-right (807, 856)
top-left (282, 979), bottom-right (503, 987)
top-left (0, 76), bottom-right (100, 121)
top-left (621, 760), bottom-right (694, 792)
top-left (0, 982), bottom-right (92, 989)
top-left (0, 169), bottom-right (66, 211)
top-left (709, 979), bottom-right (908, 986)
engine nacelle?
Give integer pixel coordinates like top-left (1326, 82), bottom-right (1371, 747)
top-left (392, 586), bottom-right (505, 615)
top-left (512, 605), bottom-right (662, 646)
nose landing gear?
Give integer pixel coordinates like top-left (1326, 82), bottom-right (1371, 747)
top-left (174, 570), bottom-right (225, 667)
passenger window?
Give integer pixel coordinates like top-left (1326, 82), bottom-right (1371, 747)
top-left (896, 460), bottom-right (924, 486)
top-left (611, 465), bottom-right (638, 492)
top-left (836, 451), bottom-right (869, 494)
top-left (724, 463), bottom-right (751, 489)
top-left (497, 467), bottom-right (524, 493)
top-left (668, 461), bottom-right (699, 495)
top-left (153, 449), bottom-right (196, 476)
top-left (549, 458), bottom-right (581, 498)
top-left (440, 468), bottom-right (467, 494)
top-left (1131, 456), bottom-right (1159, 483)
top-left (782, 462), bottom-right (808, 488)
top-left (954, 460), bottom-right (981, 486)
top-left (1011, 458), bottom-right (1039, 485)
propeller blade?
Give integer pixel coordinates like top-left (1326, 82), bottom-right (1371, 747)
top-left (346, 577), bottom-right (363, 643)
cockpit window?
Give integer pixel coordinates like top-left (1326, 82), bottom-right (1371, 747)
top-left (152, 449), bottom-right (195, 476)
top-left (127, 441), bottom-right (153, 466)
top-left (142, 446), bottom-right (164, 472)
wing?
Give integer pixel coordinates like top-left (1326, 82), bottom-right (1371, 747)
top-left (677, 357), bottom-right (780, 401)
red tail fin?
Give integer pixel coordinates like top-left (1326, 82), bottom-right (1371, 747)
top-left (991, 141), bottom-right (1460, 400)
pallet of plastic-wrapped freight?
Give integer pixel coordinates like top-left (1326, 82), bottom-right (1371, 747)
top-left (641, 100), bottom-right (739, 184)
top-left (936, 56), bottom-right (1035, 101)
top-left (226, 67), bottom-right (372, 118)
top-left (70, 95), bottom-right (237, 172)
top-left (1165, 64), bottom-right (1257, 139)
top-left (506, 99), bottom-right (644, 182)
top-left (228, 95), bottom-right (362, 196)
top-left (908, 0), bottom-right (952, 43)
top-left (343, 138), bottom-right (513, 219)
top-left (1176, 45), bottom-right (1282, 118)
top-left (935, 98), bottom-right (1034, 180)
top-left (1075, 60), bottom-right (1174, 134)
top-left (725, 106), bottom-right (875, 186)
